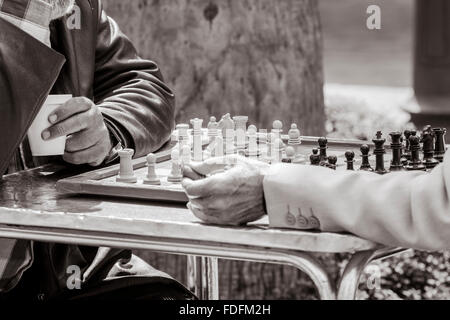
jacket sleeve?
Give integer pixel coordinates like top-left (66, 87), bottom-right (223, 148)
top-left (93, 5), bottom-right (175, 157)
top-left (263, 156), bottom-right (450, 251)
top-left (0, 18), bottom-right (65, 292)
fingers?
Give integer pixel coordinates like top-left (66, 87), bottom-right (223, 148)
top-left (182, 165), bottom-right (205, 181)
top-left (43, 98), bottom-right (99, 140)
top-left (48, 97), bottom-right (93, 124)
top-left (189, 154), bottom-right (242, 176)
top-left (65, 128), bottom-right (104, 153)
top-left (63, 138), bottom-right (110, 165)
top-left (182, 174), bottom-right (223, 198)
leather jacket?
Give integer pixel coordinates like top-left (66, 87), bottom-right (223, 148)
top-left (0, 0), bottom-right (175, 175)
top-left (0, 0), bottom-right (176, 298)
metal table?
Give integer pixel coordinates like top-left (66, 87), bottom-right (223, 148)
top-left (0, 164), bottom-right (405, 300)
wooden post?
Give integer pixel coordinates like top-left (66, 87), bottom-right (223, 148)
top-left (102, 0), bottom-right (325, 135)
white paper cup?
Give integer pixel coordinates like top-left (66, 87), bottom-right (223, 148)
top-left (27, 94), bottom-right (72, 156)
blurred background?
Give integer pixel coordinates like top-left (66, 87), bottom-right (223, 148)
top-left (101, 0), bottom-right (450, 299)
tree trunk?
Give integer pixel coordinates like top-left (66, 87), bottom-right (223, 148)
top-left (102, 0), bottom-right (326, 299)
top-left (102, 0), bottom-right (325, 135)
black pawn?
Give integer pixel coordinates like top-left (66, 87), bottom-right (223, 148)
top-left (327, 155), bottom-right (337, 170)
top-left (433, 128), bottom-right (447, 162)
top-left (389, 132), bottom-right (404, 172)
top-left (422, 130), bottom-right (439, 169)
top-left (310, 148), bottom-right (321, 166)
top-left (402, 130), bottom-right (412, 162)
top-left (373, 131), bottom-right (388, 175)
top-left (406, 135), bottom-right (426, 171)
top-left (318, 137), bottom-right (328, 164)
top-left (359, 144), bottom-right (373, 172)
top-left (345, 151), bottom-right (355, 171)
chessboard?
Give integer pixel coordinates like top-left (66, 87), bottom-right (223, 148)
top-left (56, 116), bottom-right (447, 204)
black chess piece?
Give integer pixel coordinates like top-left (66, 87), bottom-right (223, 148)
top-left (345, 151), bottom-right (355, 171)
top-left (406, 135), bottom-right (426, 171)
top-left (318, 137), bottom-right (328, 164)
top-left (402, 130), bottom-right (412, 162)
top-left (422, 130), bottom-right (439, 169)
top-left (389, 132), bottom-right (404, 172)
top-left (373, 131), bottom-right (388, 175)
top-left (327, 155), bottom-right (337, 170)
top-left (310, 149), bottom-right (321, 166)
top-left (359, 144), bottom-right (373, 172)
top-left (433, 128), bottom-right (447, 162)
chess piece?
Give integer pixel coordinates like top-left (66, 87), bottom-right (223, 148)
top-left (181, 144), bottom-right (191, 165)
top-left (402, 130), bottom-right (412, 162)
top-left (272, 120), bottom-right (283, 139)
top-left (225, 128), bottom-right (236, 155)
top-left (359, 144), bottom-right (373, 172)
top-left (345, 151), bottom-right (355, 171)
top-left (309, 149), bottom-right (321, 166)
top-left (218, 113), bottom-right (235, 137)
top-left (433, 128), bottom-right (447, 162)
top-left (233, 116), bottom-right (249, 153)
top-left (116, 149), bottom-right (137, 183)
top-left (327, 155), bottom-right (337, 170)
top-left (372, 131), bottom-right (388, 175)
top-left (318, 137), bottom-right (328, 164)
top-left (215, 135), bottom-right (224, 157)
top-left (422, 130), bottom-right (439, 169)
top-left (168, 149), bottom-right (183, 182)
top-left (177, 123), bottom-right (190, 153)
top-left (272, 138), bottom-right (283, 163)
top-left (406, 135), bottom-right (426, 171)
top-left (247, 125), bottom-right (258, 159)
top-left (190, 118), bottom-right (203, 162)
top-left (207, 116), bottom-right (219, 143)
top-left (288, 124), bottom-right (302, 155)
top-left (283, 146), bottom-right (296, 163)
top-left (267, 132), bottom-right (275, 159)
top-left (389, 132), bottom-right (404, 172)
top-left (143, 153), bottom-right (161, 185)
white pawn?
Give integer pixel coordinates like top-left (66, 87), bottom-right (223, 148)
top-left (143, 153), bottom-right (161, 185)
top-left (247, 125), bottom-right (258, 159)
top-left (207, 116), bottom-right (219, 143)
top-left (272, 120), bottom-right (283, 139)
top-left (116, 149), bottom-right (137, 183)
top-left (288, 123), bottom-right (302, 153)
top-left (168, 149), bottom-right (183, 183)
top-left (285, 146), bottom-right (296, 163)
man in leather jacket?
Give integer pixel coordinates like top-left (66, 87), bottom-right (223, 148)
top-left (0, 0), bottom-right (194, 300)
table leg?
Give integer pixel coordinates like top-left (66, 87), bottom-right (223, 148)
top-left (337, 248), bottom-right (407, 300)
top-left (186, 255), bottom-right (199, 296)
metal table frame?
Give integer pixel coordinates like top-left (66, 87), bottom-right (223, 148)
top-left (0, 224), bottom-right (405, 300)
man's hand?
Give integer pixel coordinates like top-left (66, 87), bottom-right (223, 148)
top-left (42, 97), bottom-right (112, 166)
top-left (182, 155), bottom-right (269, 226)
